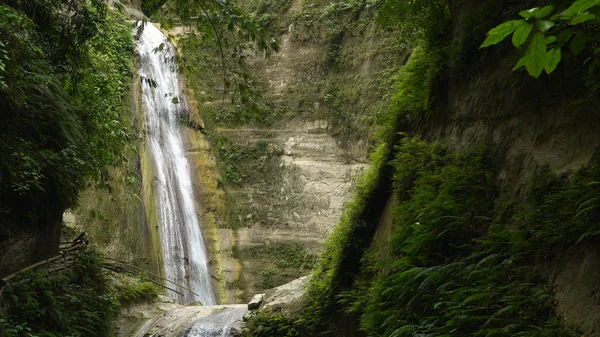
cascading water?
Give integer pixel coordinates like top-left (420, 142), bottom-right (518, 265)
top-left (182, 308), bottom-right (248, 337)
top-left (136, 22), bottom-right (216, 306)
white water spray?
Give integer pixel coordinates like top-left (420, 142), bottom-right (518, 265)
top-left (136, 22), bottom-right (216, 305)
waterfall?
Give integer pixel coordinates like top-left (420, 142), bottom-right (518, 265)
top-left (136, 22), bottom-right (216, 306)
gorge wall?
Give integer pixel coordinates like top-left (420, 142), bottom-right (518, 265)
top-left (174, 0), bottom-right (407, 302)
top-left (427, 1), bottom-right (600, 332)
top-left (63, 0), bottom-right (402, 304)
top-left (64, 4), bottom-right (600, 334)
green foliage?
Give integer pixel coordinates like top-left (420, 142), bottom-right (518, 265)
top-left (245, 0), bottom-right (293, 16)
top-left (141, 0), bottom-right (167, 17)
top-left (76, 9), bottom-right (134, 187)
top-left (480, 0), bottom-right (600, 78)
top-left (0, 252), bottom-right (119, 337)
top-left (111, 277), bottom-right (159, 305)
top-left (300, 135), bottom-right (599, 336)
top-left (0, 4), bottom-right (133, 222)
top-left (302, 142), bottom-right (391, 332)
top-left (0, 40), bottom-right (7, 89)
top-left (377, 0), bottom-right (450, 46)
top-left (240, 243), bottom-right (318, 269)
top-left (243, 312), bottom-right (300, 337)
top-left (178, 34), bottom-right (276, 128)
top-left (212, 137), bottom-right (283, 186)
top-left (0, 252), bottom-right (160, 337)
top-left (338, 139), bottom-right (600, 336)
top-left (389, 46), bottom-right (446, 124)
top-left (168, 0), bottom-right (279, 58)
top-left (225, 164), bottom-right (242, 185)
top-left (214, 103), bottom-right (275, 126)
top-left (512, 163), bottom-right (600, 256)
top-left (160, 0), bottom-right (278, 126)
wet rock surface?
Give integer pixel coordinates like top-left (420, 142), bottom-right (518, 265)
top-left (133, 304), bottom-right (247, 337)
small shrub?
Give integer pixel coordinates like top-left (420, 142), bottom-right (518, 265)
top-left (243, 312), bottom-right (300, 337)
top-left (111, 277), bottom-right (160, 305)
top-left (241, 243), bottom-right (318, 269)
top-left (0, 252), bottom-right (119, 337)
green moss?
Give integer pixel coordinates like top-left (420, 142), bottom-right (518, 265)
top-left (301, 141), bottom-right (393, 332)
top-left (111, 276), bottom-right (160, 305)
top-left (213, 138), bottom-right (283, 181)
top-left (238, 243), bottom-right (318, 269)
top-left (388, 45), bottom-right (447, 125)
top-left (141, 145), bottom-right (165, 276)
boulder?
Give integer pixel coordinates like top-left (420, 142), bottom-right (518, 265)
top-left (113, 295), bottom-right (181, 337)
top-left (259, 275), bottom-right (310, 316)
top-left (248, 293), bottom-right (264, 310)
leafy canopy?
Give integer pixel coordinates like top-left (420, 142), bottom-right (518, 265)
top-left (0, 1), bottom-right (133, 222)
top-left (481, 0), bottom-right (600, 78)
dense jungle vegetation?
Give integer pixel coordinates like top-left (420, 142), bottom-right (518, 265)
top-left (243, 0), bottom-right (600, 336)
top-left (2, 0), bottom-right (600, 336)
top-left (0, 0), bottom-right (133, 223)
top-left (0, 0), bottom-right (274, 335)
top-left (0, 1), bottom-right (158, 335)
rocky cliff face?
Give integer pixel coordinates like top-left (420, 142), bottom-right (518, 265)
top-left (433, 3), bottom-right (600, 196)
top-left (66, 74), bottom-right (162, 276)
top-left (0, 197), bottom-right (62, 278)
top-left (419, 1), bottom-right (600, 333)
top-left (177, 0), bottom-right (406, 302)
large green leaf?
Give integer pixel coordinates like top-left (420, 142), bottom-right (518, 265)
top-left (536, 20), bottom-right (555, 32)
top-left (524, 32), bottom-right (547, 78)
top-left (556, 29), bottom-right (575, 47)
top-left (535, 6), bottom-right (554, 19)
top-left (513, 57), bottom-right (527, 71)
top-left (512, 23), bottom-right (533, 47)
top-left (565, 0), bottom-right (600, 16)
top-left (571, 31), bottom-right (589, 55)
top-left (571, 12), bottom-right (597, 24)
top-left (480, 20), bottom-right (527, 48)
top-left (545, 48), bottom-right (562, 74)
top-left (519, 8), bottom-right (538, 19)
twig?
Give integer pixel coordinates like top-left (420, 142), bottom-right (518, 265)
top-left (1, 236), bottom-right (86, 291)
top-left (198, 3), bottom-right (229, 108)
top-left (103, 257), bottom-right (199, 297)
top-left (101, 263), bottom-right (186, 297)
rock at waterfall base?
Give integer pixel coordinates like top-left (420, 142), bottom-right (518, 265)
top-left (259, 275), bottom-right (310, 316)
top-left (248, 293), bottom-right (264, 310)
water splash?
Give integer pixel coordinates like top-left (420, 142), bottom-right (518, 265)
top-left (182, 308), bottom-right (248, 337)
top-left (136, 22), bottom-right (216, 305)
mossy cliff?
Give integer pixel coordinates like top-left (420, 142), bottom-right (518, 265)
top-left (239, 1), bottom-right (600, 337)
top-left (66, 12), bottom-right (161, 277)
top-left (173, 0), bottom-right (406, 303)
top-left (0, 7), bottom-right (142, 279)
top-left (67, 75), bottom-right (162, 275)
